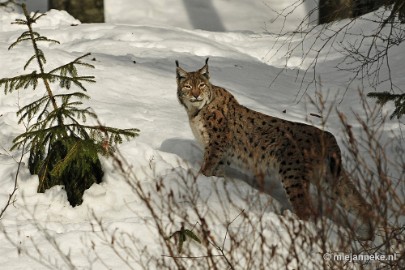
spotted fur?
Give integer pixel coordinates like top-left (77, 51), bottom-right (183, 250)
top-left (176, 59), bottom-right (374, 240)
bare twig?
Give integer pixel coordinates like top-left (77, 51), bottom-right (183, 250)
top-left (0, 143), bottom-right (24, 219)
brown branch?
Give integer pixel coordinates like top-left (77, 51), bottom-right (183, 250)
top-left (0, 141), bottom-right (26, 219)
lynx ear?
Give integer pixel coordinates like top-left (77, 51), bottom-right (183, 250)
top-left (199, 58), bottom-right (210, 79)
top-left (175, 60), bottom-right (188, 82)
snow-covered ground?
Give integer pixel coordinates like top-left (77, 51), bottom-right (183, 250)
top-left (0, 1), bottom-right (403, 269)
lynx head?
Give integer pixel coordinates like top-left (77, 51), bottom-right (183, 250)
top-left (176, 58), bottom-right (212, 112)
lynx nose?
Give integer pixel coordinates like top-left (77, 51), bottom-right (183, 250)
top-left (192, 88), bottom-right (200, 99)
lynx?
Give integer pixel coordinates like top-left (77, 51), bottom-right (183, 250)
top-left (175, 59), bottom-right (374, 241)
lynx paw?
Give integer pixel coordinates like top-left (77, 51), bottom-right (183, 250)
top-left (200, 164), bottom-right (225, 177)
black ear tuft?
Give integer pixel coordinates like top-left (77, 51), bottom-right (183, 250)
top-left (199, 58), bottom-right (209, 79)
top-left (176, 64), bottom-right (188, 81)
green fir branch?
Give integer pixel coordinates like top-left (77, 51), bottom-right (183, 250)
top-left (48, 53), bottom-right (95, 74)
top-left (50, 140), bottom-right (81, 178)
top-left (8, 31), bottom-right (35, 49)
top-left (16, 92), bottom-right (90, 125)
top-left (24, 49), bottom-right (46, 70)
top-left (79, 125), bottom-right (139, 142)
top-left (33, 36), bottom-right (60, 44)
top-left (58, 104), bottom-right (95, 125)
top-left (11, 11), bottom-right (48, 26)
top-left (9, 31), bottom-right (59, 50)
top-left (24, 52), bottom-right (40, 70)
top-left (11, 19), bottom-right (28, 25)
top-left (368, 91), bottom-right (405, 119)
top-left (31, 12), bottom-right (47, 23)
top-left (12, 123), bottom-right (139, 151)
top-left (11, 125), bottom-right (64, 151)
top-left (48, 53), bottom-right (96, 91)
top-left (16, 95), bottom-right (51, 123)
top-left (59, 92), bottom-right (90, 103)
top-left (0, 71), bottom-right (39, 93)
top-left (51, 74), bottom-right (96, 91)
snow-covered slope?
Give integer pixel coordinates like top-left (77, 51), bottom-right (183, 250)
top-left (0, 1), bottom-right (403, 269)
top-left (104, 0), bottom-right (318, 33)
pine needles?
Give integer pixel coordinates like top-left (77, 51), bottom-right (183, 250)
top-left (0, 4), bottom-right (139, 206)
top-left (367, 91), bottom-right (405, 119)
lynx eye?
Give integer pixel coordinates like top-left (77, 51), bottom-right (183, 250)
top-left (183, 85), bottom-right (192, 90)
top-left (199, 83), bottom-right (206, 88)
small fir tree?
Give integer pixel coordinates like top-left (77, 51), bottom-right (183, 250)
top-left (0, 4), bottom-right (139, 206)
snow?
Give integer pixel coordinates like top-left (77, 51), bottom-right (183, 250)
top-left (104, 0), bottom-right (316, 33)
top-left (0, 1), bottom-right (404, 269)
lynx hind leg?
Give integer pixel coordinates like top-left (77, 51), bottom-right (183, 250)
top-left (276, 154), bottom-right (314, 220)
top-left (334, 172), bottom-right (374, 241)
top-left (283, 176), bottom-right (313, 221)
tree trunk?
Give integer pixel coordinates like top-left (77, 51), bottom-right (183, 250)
top-left (318, 0), bottom-right (405, 24)
top-left (49, 0), bottom-right (104, 23)
top-left (319, 0), bottom-right (353, 24)
top-left (353, 0), bottom-right (385, 17)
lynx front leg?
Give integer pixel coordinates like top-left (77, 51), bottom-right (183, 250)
top-left (201, 154), bottom-right (226, 177)
top-left (200, 109), bottom-right (230, 177)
